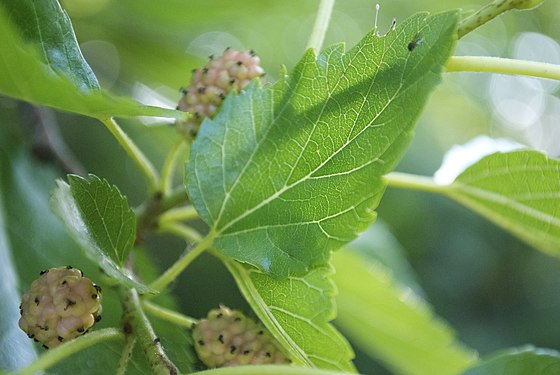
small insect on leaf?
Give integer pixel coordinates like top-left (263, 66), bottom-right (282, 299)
top-left (408, 33), bottom-right (423, 52)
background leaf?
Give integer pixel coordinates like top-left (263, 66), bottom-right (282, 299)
top-left (0, 4), bottom-right (184, 120)
top-left (332, 249), bottom-right (477, 375)
top-left (67, 174), bottom-right (136, 266)
top-left (0, 182), bottom-right (37, 371)
top-left (460, 346), bottom-right (560, 375)
top-left (1, 0), bottom-right (99, 90)
top-left (51, 178), bottom-right (154, 294)
top-left (187, 11), bottom-right (458, 277)
top-left (222, 257), bottom-right (355, 372)
top-left (446, 150), bottom-right (560, 258)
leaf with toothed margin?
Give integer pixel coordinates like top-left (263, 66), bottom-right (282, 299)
top-left (222, 257), bottom-right (356, 372)
top-left (186, 11), bottom-right (459, 277)
top-left (51, 176), bottom-right (155, 294)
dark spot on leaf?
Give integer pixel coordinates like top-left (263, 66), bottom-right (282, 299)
top-left (95, 315), bottom-right (102, 322)
top-left (154, 337), bottom-right (161, 344)
top-left (230, 345), bottom-right (236, 354)
top-left (40, 270), bottom-right (48, 275)
top-left (218, 334), bottom-right (224, 344)
top-left (243, 349), bottom-right (251, 355)
top-left (198, 339), bottom-right (205, 346)
top-left (265, 352), bottom-right (271, 357)
top-left (77, 327), bottom-right (85, 333)
top-left (58, 336), bottom-right (64, 342)
top-left (236, 61), bottom-right (243, 66)
top-left (234, 317), bottom-right (241, 322)
top-left (257, 330), bottom-right (263, 335)
top-left (34, 297), bottom-right (39, 305)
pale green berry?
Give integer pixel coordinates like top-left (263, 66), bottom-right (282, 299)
top-left (19, 266), bottom-right (102, 349)
top-left (192, 305), bottom-right (290, 368)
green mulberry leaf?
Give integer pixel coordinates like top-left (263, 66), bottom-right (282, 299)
top-left (460, 346), bottom-right (560, 375)
top-left (332, 250), bottom-right (476, 375)
top-left (51, 175), bottom-right (155, 294)
top-left (223, 257), bottom-right (355, 372)
top-left (447, 150), bottom-right (560, 258)
top-left (187, 11), bottom-right (459, 277)
top-left (0, 3), bottom-right (184, 120)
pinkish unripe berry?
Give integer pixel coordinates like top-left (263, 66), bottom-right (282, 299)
top-left (176, 49), bottom-right (265, 137)
top-left (19, 266), bottom-right (102, 349)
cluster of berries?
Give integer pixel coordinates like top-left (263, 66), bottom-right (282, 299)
top-left (19, 266), bottom-right (102, 349)
top-left (192, 305), bottom-right (290, 367)
top-left (176, 48), bottom-right (265, 137)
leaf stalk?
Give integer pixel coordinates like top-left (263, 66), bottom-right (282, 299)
top-left (446, 56), bottom-right (560, 81)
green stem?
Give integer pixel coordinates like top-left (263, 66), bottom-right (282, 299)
top-left (158, 221), bottom-right (203, 243)
top-left (10, 328), bottom-right (124, 375)
top-left (446, 56), bottom-right (560, 81)
top-left (161, 187), bottom-right (189, 211)
top-left (143, 300), bottom-right (198, 329)
top-left (159, 205), bottom-right (199, 223)
top-left (122, 289), bottom-right (179, 375)
top-left (149, 234), bottom-right (214, 292)
top-left (457, 0), bottom-right (545, 39)
top-left (383, 172), bottom-right (449, 194)
top-left (306, 0), bottom-right (335, 51)
top-left (101, 117), bottom-right (160, 192)
top-left (116, 336), bottom-right (137, 375)
top-left (160, 138), bottom-right (188, 195)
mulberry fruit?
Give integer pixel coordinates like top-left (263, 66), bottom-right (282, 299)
top-left (19, 266), bottom-right (102, 349)
top-left (192, 305), bottom-right (290, 368)
top-left (176, 48), bottom-right (265, 137)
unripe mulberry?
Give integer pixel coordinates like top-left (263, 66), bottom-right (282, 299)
top-left (192, 305), bottom-right (290, 368)
top-left (19, 266), bottom-right (102, 349)
top-left (176, 48), bottom-right (265, 137)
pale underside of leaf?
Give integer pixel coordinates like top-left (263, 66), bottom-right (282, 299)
top-left (51, 179), bottom-right (154, 294)
top-left (188, 11), bottom-right (459, 277)
top-left (448, 150), bottom-right (560, 257)
top-left (332, 250), bottom-right (477, 375)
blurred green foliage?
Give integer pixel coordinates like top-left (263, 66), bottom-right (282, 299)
top-left (2, 0), bottom-right (560, 373)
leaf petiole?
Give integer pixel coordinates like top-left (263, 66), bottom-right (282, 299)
top-left (160, 138), bottom-right (189, 195)
top-left (158, 221), bottom-right (203, 243)
top-left (306, 0), bottom-right (335, 52)
top-left (446, 56), bottom-right (560, 81)
top-left (116, 336), bottom-right (137, 375)
top-left (9, 328), bottom-right (124, 375)
top-left (158, 205), bottom-right (199, 224)
top-left (142, 300), bottom-right (198, 329)
top-left (383, 172), bottom-right (449, 194)
top-left (100, 117), bottom-right (160, 193)
top-left (149, 233), bottom-right (214, 292)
